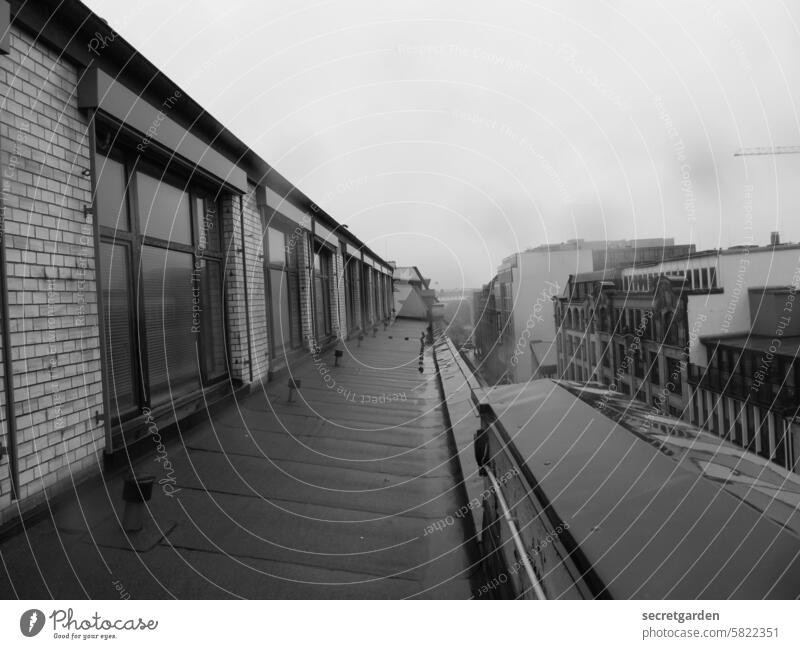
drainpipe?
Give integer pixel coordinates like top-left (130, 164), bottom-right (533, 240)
top-left (86, 112), bottom-right (114, 460)
top-left (309, 218), bottom-right (316, 346)
top-left (0, 113), bottom-right (19, 499)
top-left (333, 243), bottom-right (343, 340)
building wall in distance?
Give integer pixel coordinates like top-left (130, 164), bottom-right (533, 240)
top-left (508, 248), bottom-right (593, 381)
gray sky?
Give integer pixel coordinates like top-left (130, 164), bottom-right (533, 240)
top-left (85, 0), bottom-right (800, 288)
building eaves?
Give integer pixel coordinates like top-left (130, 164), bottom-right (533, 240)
top-left (13, 0), bottom-right (393, 270)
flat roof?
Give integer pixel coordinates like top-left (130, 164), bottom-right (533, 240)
top-left (475, 379), bottom-right (800, 598)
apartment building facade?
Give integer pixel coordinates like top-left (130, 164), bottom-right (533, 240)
top-left (474, 238), bottom-right (692, 385)
top-left (555, 270), bottom-right (693, 418)
top-left (0, 0), bottom-right (396, 527)
top-left (555, 239), bottom-right (800, 474)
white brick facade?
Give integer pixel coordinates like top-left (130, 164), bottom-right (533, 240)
top-left (0, 28), bottom-right (103, 524)
top-left (241, 185), bottom-right (268, 380)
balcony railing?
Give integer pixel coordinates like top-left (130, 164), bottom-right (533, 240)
top-left (688, 364), bottom-right (798, 413)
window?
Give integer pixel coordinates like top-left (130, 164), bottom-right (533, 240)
top-left (663, 311), bottom-right (678, 346)
top-left (666, 357), bottom-right (682, 394)
top-left (265, 224), bottom-right (302, 357)
top-left (744, 404), bottom-right (756, 451)
top-left (721, 397), bottom-right (731, 439)
top-left (94, 142), bottom-right (227, 435)
top-left (200, 258), bottom-right (226, 379)
top-left (757, 412), bottom-right (771, 460)
top-left (633, 351), bottom-right (644, 379)
top-left (313, 244), bottom-right (333, 341)
top-left (732, 402), bottom-right (744, 445)
top-left (100, 242), bottom-right (137, 416)
top-left (718, 348), bottom-right (729, 374)
top-left (196, 196), bottom-right (220, 253)
top-left (136, 171), bottom-right (192, 244)
top-left (268, 228), bottom-right (286, 265)
top-left (617, 344), bottom-right (626, 373)
top-left (773, 413), bottom-right (787, 468)
top-left (374, 269), bottom-right (383, 321)
top-left (345, 257), bottom-right (360, 332)
top-left (141, 246), bottom-right (199, 405)
top-left (95, 154), bottom-right (129, 230)
top-left (649, 352), bottom-right (660, 385)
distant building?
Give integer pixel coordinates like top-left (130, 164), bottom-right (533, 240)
top-left (555, 235), bottom-right (800, 474)
top-left (555, 269), bottom-right (691, 419)
top-left (393, 266), bottom-right (443, 321)
top-left (474, 238), bottom-right (693, 385)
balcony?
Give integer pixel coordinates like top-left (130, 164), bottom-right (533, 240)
top-left (0, 320), bottom-right (475, 599)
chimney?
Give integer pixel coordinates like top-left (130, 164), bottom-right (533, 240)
top-left (770, 231), bottom-right (780, 246)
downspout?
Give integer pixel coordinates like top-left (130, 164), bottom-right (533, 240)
top-left (333, 242), bottom-right (342, 340)
top-left (86, 111), bottom-right (114, 460)
top-left (238, 195), bottom-right (253, 383)
top-left (309, 219), bottom-right (315, 346)
top-left (359, 249), bottom-right (367, 329)
top-left (0, 103), bottom-right (19, 498)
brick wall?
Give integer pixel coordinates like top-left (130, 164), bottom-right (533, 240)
top-left (332, 247), bottom-right (346, 340)
top-left (242, 184), bottom-right (268, 379)
top-left (221, 194), bottom-right (248, 382)
top-left (0, 27), bottom-right (103, 523)
top-left (221, 189), bottom-right (273, 384)
top-left (334, 248), bottom-right (347, 340)
top-left (297, 233), bottom-right (314, 351)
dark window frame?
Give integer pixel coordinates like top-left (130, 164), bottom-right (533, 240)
top-left (263, 214), bottom-right (304, 358)
top-left (312, 238), bottom-right (335, 342)
top-left (95, 144), bottom-right (227, 425)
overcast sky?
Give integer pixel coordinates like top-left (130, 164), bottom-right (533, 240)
top-left (85, 0), bottom-right (800, 288)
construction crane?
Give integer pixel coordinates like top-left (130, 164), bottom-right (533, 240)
top-left (732, 145), bottom-right (799, 246)
top-left (734, 146), bottom-right (800, 156)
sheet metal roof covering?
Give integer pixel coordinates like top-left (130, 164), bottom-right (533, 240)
top-left (475, 379), bottom-right (800, 598)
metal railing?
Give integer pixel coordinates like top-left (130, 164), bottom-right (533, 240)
top-left (485, 465), bottom-right (547, 600)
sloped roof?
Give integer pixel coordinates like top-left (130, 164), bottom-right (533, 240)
top-left (393, 266), bottom-right (426, 283)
